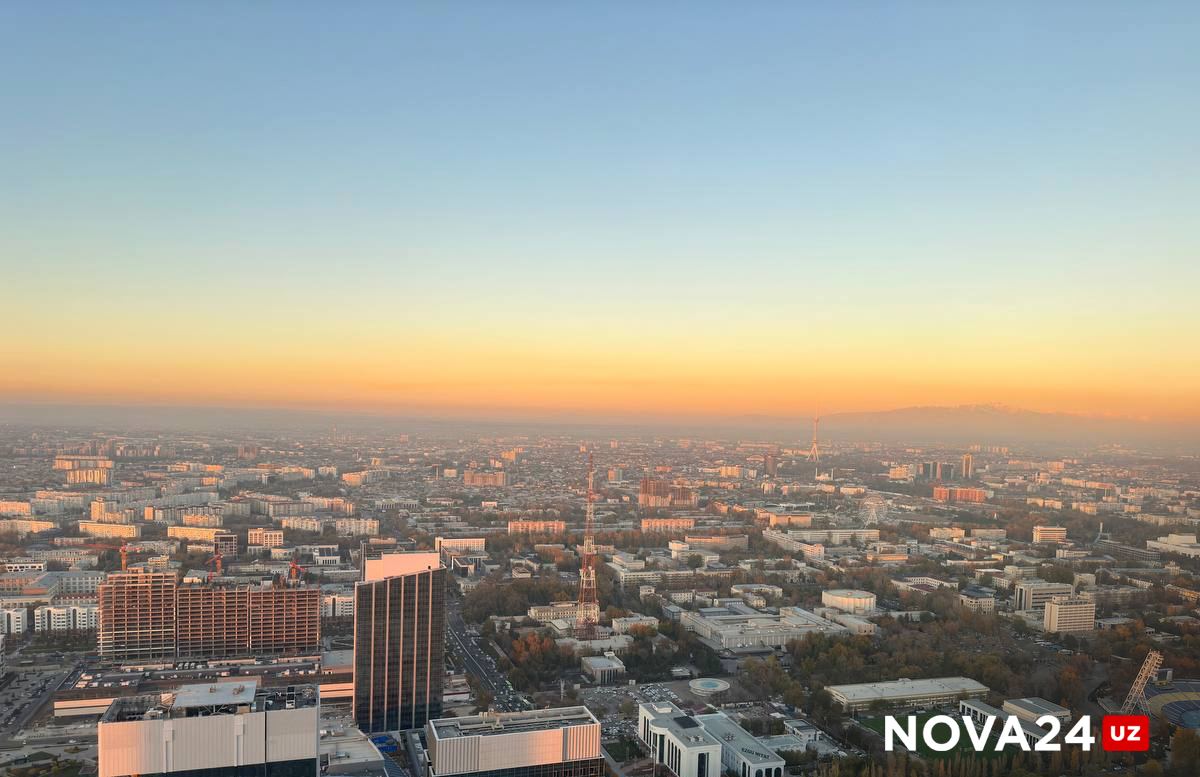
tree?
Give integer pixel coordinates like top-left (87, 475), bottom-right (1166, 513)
top-left (1170, 728), bottom-right (1200, 777)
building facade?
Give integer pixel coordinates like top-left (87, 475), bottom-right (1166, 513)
top-left (98, 680), bottom-right (318, 777)
top-left (426, 707), bottom-right (602, 777)
top-left (354, 552), bottom-right (446, 732)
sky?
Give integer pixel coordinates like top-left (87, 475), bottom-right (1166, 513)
top-left (2, 2), bottom-right (1198, 423)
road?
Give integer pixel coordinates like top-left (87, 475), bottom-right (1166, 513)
top-left (445, 600), bottom-right (524, 711)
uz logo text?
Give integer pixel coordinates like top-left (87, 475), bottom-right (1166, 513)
top-left (1102, 716), bottom-right (1149, 752)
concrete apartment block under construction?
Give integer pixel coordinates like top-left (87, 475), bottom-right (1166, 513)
top-left (98, 568), bottom-right (319, 661)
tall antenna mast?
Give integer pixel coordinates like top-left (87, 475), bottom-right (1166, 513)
top-left (808, 415), bottom-right (820, 462)
top-left (576, 452), bottom-right (599, 639)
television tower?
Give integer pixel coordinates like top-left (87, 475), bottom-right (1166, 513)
top-left (576, 453), bottom-right (599, 639)
top-left (808, 415), bottom-right (820, 462)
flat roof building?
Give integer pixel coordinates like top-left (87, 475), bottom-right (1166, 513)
top-left (1043, 595), bottom-right (1095, 634)
top-left (98, 679), bottom-right (318, 777)
top-left (825, 677), bottom-right (988, 712)
top-left (638, 703), bottom-right (721, 777)
top-left (1001, 697), bottom-right (1071, 724)
top-left (426, 707), bottom-right (602, 777)
top-left (693, 713), bottom-right (785, 777)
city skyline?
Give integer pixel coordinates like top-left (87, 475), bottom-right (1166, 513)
top-left (4, 3), bottom-right (1198, 423)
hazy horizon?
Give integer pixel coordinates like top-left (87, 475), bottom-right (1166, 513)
top-left (3, 400), bottom-right (1197, 451)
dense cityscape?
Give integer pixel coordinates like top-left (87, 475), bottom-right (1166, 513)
top-left (0, 421), bottom-right (1196, 776)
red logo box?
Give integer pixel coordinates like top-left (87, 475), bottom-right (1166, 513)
top-left (1102, 715), bottom-right (1150, 752)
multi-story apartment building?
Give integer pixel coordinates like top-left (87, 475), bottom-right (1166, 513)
top-left (247, 527), bottom-right (285, 548)
top-left (0, 606), bottom-right (30, 634)
top-left (0, 519), bottom-right (57, 537)
top-left (98, 570), bottom-right (178, 661)
top-left (67, 468), bottom-right (113, 486)
top-left (1043, 595), bottom-right (1096, 633)
top-left (321, 592), bottom-right (354, 618)
top-left (641, 517), bottom-right (696, 533)
top-left (280, 516), bottom-right (325, 533)
top-left (167, 525), bottom-right (226, 543)
top-left (214, 532), bottom-right (238, 557)
top-left (34, 604), bottom-right (100, 631)
top-left (334, 517), bottom-right (379, 536)
top-left (175, 584), bottom-right (319, 658)
top-left (80, 521), bottom-right (141, 539)
top-left (462, 471), bottom-right (509, 487)
top-left (507, 520), bottom-right (566, 535)
top-left (181, 511), bottom-right (224, 528)
top-left (98, 569), bottom-right (320, 661)
top-left (1032, 526), bottom-right (1068, 544)
top-left (932, 486), bottom-right (988, 503)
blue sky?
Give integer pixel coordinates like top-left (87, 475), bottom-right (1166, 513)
top-left (2, 2), bottom-right (1198, 418)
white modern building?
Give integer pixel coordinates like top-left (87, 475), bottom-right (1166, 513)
top-left (638, 703), bottom-right (721, 777)
top-left (0, 606), bottom-right (29, 634)
top-left (693, 712), bottom-right (785, 777)
top-left (1147, 534), bottom-right (1200, 558)
top-left (679, 606), bottom-right (845, 650)
top-left (581, 653), bottom-right (626, 684)
top-left (34, 603), bottom-right (99, 631)
top-left (825, 677), bottom-right (988, 712)
top-left (426, 707), bottom-right (603, 777)
top-left (98, 680), bottom-right (319, 777)
top-left (820, 589), bottom-right (876, 615)
top-left (1043, 595), bottom-right (1096, 634)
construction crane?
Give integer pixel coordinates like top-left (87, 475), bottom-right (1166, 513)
top-left (206, 551), bottom-right (223, 583)
top-left (575, 453), bottom-right (599, 639)
top-left (289, 554), bottom-right (307, 586)
top-left (1121, 650), bottom-right (1164, 715)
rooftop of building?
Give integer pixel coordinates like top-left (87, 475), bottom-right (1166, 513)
top-left (825, 676), bottom-right (988, 701)
top-left (428, 706), bottom-right (598, 740)
top-left (1003, 697), bottom-right (1070, 717)
top-left (100, 680), bottom-right (317, 723)
top-left (640, 703), bottom-right (722, 748)
top-left (693, 713), bottom-right (782, 765)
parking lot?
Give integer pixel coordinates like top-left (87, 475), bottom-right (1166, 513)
top-left (0, 662), bottom-right (78, 736)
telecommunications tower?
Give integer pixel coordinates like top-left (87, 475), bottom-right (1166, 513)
top-left (576, 453), bottom-right (599, 638)
top-left (808, 416), bottom-right (820, 462)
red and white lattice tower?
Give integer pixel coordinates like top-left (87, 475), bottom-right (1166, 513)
top-left (808, 415), bottom-right (820, 462)
top-left (576, 453), bottom-right (599, 638)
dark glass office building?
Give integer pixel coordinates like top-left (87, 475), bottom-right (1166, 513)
top-left (353, 562), bottom-right (446, 732)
